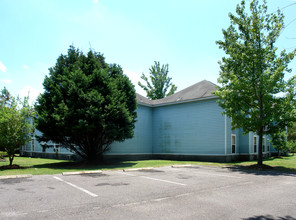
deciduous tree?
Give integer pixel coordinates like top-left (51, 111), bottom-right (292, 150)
top-left (138, 61), bottom-right (177, 100)
top-left (215, 0), bottom-right (296, 165)
top-left (0, 88), bottom-right (34, 167)
top-left (271, 131), bottom-right (289, 156)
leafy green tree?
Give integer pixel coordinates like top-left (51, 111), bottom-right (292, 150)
top-left (287, 122), bottom-right (296, 141)
top-left (286, 122), bottom-right (296, 155)
top-left (0, 88), bottom-right (35, 167)
top-left (35, 46), bottom-right (137, 162)
top-left (215, 0), bottom-right (296, 165)
top-left (271, 131), bottom-right (289, 156)
top-left (287, 141), bottom-right (296, 155)
top-left (138, 61), bottom-right (177, 100)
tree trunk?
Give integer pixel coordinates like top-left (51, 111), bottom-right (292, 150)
top-left (258, 128), bottom-right (263, 166)
top-left (84, 142), bottom-right (102, 163)
top-left (9, 155), bottom-right (14, 167)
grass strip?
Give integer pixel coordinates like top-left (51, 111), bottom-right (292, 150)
top-left (0, 154), bottom-right (295, 176)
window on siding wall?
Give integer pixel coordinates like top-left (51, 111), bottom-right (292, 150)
top-left (54, 144), bottom-right (60, 153)
top-left (254, 136), bottom-right (257, 153)
top-left (31, 138), bottom-right (35, 152)
top-left (262, 137), bottom-right (265, 152)
top-left (231, 135), bottom-right (236, 154)
top-left (267, 139), bottom-right (270, 152)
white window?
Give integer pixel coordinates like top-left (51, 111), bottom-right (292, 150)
top-left (253, 136), bottom-right (257, 153)
top-left (53, 143), bottom-right (60, 153)
top-left (231, 134), bottom-right (236, 154)
top-left (31, 138), bottom-right (35, 152)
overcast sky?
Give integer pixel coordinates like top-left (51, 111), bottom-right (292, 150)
top-left (0, 0), bottom-right (295, 104)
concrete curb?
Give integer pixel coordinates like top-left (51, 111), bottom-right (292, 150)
top-left (62, 170), bottom-right (103, 176)
top-left (171, 164), bottom-right (200, 168)
top-left (123, 167), bottom-right (154, 172)
top-left (0, 174), bottom-right (33, 180)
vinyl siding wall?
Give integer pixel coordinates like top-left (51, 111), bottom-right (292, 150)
top-left (106, 105), bottom-right (153, 154)
top-left (239, 129), bottom-right (250, 154)
top-left (152, 99), bottom-right (226, 155)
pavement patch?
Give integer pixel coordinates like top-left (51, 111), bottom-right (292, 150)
top-left (95, 182), bottom-right (129, 187)
top-left (193, 171), bottom-right (241, 178)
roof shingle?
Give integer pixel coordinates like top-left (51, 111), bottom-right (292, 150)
top-left (136, 80), bottom-right (218, 106)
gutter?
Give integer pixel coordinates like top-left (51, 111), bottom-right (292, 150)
top-left (138, 96), bottom-right (218, 108)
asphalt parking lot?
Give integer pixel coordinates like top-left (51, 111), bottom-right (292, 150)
top-left (1, 165), bottom-right (296, 220)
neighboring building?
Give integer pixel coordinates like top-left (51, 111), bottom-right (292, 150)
top-left (21, 80), bottom-right (275, 162)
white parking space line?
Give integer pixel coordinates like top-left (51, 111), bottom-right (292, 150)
top-left (53, 176), bottom-right (98, 197)
top-left (121, 172), bottom-right (186, 186)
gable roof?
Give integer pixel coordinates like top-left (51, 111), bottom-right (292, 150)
top-left (136, 80), bottom-right (218, 107)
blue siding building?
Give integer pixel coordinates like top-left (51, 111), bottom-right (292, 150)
top-left (21, 80), bottom-right (273, 162)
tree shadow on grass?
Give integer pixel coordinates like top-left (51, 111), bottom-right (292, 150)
top-left (242, 215), bottom-right (296, 220)
top-left (26, 160), bottom-right (138, 171)
top-left (0, 158), bottom-right (138, 171)
top-left (222, 155), bottom-right (296, 177)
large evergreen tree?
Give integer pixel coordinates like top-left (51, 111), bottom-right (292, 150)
top-left (138, 61), bottom-right (177, 100)
top-left (35, 46), bottom-right (137, 162)
top-left (215, 0), bottom-right (296, 165)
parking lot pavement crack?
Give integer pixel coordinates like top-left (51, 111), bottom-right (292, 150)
top-left (107, 193), bottom-right (196, 209)
top-left (152, 197), bottom-right (171, 202)
top-left (192, 171), bottom-right (241, 178)
top-left (0, 211), bottom-right (28, 218)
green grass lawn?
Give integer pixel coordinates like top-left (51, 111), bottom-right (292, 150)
top-left (229, 154), bottom-right (296, 172)
top-left (1, 154), bottom-right (295, 176)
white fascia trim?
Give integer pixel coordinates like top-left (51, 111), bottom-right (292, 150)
top-left (249, 132), bottom-right (251, 154)
top-left (137, 102), bottom-right (152, 107)
top-left (225, 115), bottom-right (227, 155)
top-left (138, 96), bottom-right (218, 108)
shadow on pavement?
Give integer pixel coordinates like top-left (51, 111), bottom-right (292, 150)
top-left (242, 215), bottom-right (296, 220)
top-left (224, 165), bottom-right (296, 177)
